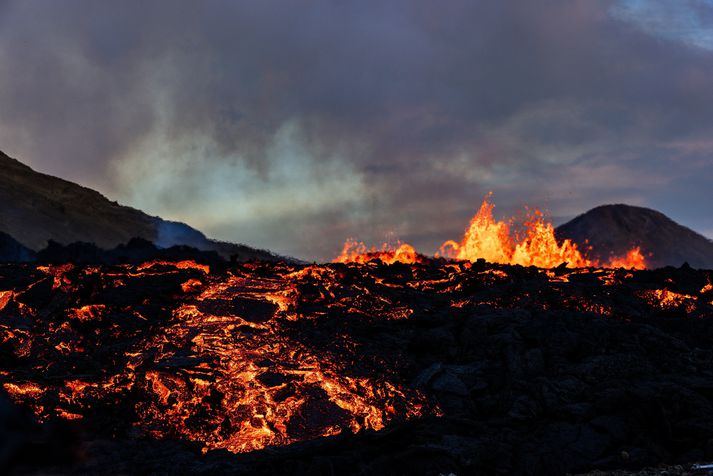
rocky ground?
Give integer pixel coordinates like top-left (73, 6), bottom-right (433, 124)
top-left (0, 259), bottom-right (712, 475)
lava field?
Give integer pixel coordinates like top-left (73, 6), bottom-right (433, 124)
top-left (1, 258), bottom-right (713, 475)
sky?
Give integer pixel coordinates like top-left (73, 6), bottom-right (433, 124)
top-left (0, 0), bottom-right (712, 261)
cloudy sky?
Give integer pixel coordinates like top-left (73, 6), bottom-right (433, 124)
top-left (1, 0), bottom-right (712, 260)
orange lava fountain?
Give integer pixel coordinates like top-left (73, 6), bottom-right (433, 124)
top-left (334, 239), bottom-right (421, 265)
top-left (607, 247), bottom-right (646, 270)
top-left (336, 196), bottom-right (647, 269)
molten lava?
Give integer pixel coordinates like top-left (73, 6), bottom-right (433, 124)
top-left (0, 257), bottom-right (708, 462)
top-left (608, 247), bottom-right (646, 270)
top-left (439, 200), bottom-right (594, 268)
top-left (0, 261), bottom-right (435, 455)
top-left (335, 239), bottom-right (422, 265)
top-left (336, 196), bottom-right (647, 269)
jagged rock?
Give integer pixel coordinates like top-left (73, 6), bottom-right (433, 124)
top-left (0, 259), bottom-right (710, 475)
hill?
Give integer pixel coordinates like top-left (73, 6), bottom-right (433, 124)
top-left (0, 150), bottom-right (278, 261)
top-left (0, 231), bottom-right (35, 262)
top-left (556, 204), bottom-right (713, 269)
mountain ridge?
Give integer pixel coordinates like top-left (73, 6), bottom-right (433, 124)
top-left (556, 203), bottom-right (713, 269)
top-left (0, 150), bottom-right (279, 261)
top-left (2, 150), bottom-right (711, 268)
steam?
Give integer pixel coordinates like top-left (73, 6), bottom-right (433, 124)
top-left (0, 0), bottom-right (712, 259)
top-left (115, 121), bottom-right (369, 259)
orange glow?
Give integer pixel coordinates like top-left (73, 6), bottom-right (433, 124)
top-left (56, 409), bottom-right (83, 420)
top-left (3, 381), bottom-right (44, 397)
top-left (441, 199), bottom-right (592, 268)
top-left (0, 290), bottom-right (14, 311)
top-left (68, 304), bottom-right (106, 322)
top-left (138, 260), bottom-right (210, 274)
top-left (608, 247), bottom-right (646, 269)
top-left (181, 278), bottom-right (204, 293)
top-left (336, 195), bottom-right (647, 269)
top-left (1, 257), bottom-right (700, 457)
top-left (129, 272), bottom-right (434, 454)
top-left (334, 239), bottom-right (421, 265)
top-left (638, 289), bottom-right (696, 313)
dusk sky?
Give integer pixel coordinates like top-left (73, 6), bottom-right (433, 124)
top-left (1, 0), bottom-right (712, 260)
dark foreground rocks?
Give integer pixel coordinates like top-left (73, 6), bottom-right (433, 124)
top-left (0, 259), bottom-right (712, 475)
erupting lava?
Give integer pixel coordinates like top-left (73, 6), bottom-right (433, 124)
top-left (334, 239), bottom-right (422, 265)
top-left (607, 247), bottom-right (646, 270)
top-left (337, 196), bottom-right (647, 269)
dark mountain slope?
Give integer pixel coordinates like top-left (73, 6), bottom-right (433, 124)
top-left (0, 231), bottom-right (35, 262)
top-left (556, 204), bottom-right (713, 269)
top-left (0, 150), bottom-right (278, 261)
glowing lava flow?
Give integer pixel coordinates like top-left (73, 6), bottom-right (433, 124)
top-left (0, 261), bottom-right (436, 455)
top-left (335, 196), bottom-right (647, 269)
top-left (134, 271), bottom-right (432, 454)
top-left (1, 257), bottom-right (708, 461)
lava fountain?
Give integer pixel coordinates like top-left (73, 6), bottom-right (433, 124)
top-left (336, 196), bottom-right (646, 269)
